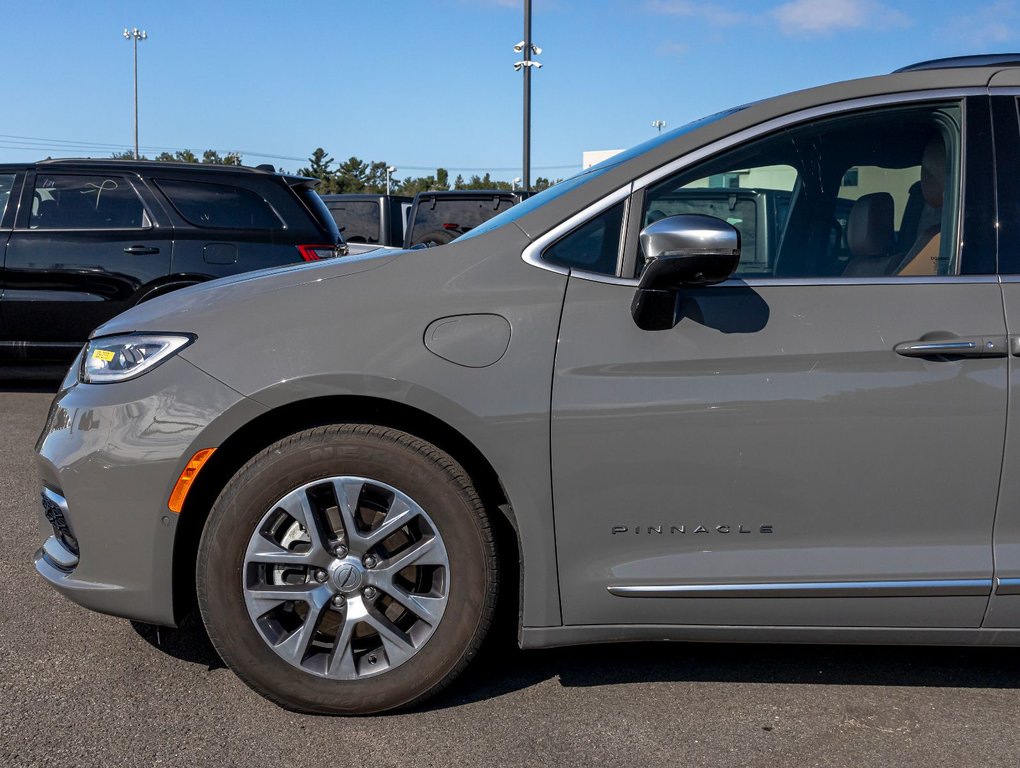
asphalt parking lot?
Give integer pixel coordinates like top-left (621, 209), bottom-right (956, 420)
top-left (2, 382), bottom-right (1020, 768)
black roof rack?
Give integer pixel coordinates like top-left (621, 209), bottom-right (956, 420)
top-left (34, 158), bottom-right (279, 174)
top-left (895, 54), bottom-right (1020, 73)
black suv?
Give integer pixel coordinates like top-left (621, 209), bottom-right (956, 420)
top-left (0, 159), bottom-right (342, 363)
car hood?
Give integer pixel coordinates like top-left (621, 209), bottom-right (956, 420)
top-left (93, 249), bottom-right (405, 338)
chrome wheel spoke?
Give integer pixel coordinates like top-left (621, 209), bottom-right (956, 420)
top-left (367, 612), bottom-right (416, 667)
top-left (381, 536), bottom-right (445, 576)
top-left (327, 617), bottom-right (359, 678)
top-left (247, 582), bottom-right (322, 610)
top-left (277, 490), bottom-right (330, 556)
top-left (363, 497), bottom-right (416, 548)
top-left (248, 537), bottom-right (331, 569)
top-left (334, 478), bottom-right (369, 549)
top-left (275, 592), bottom-right (330, 666)
top-left (387, 585), bottom-right (445, 626)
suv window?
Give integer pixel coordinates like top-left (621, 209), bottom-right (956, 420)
top-left (30, 174), bottom-right (149, 230)
top-left (0, 174), bottom-right (15, 223)
top-left (545, 201), bottom-right (625, 274)
top-left (327, 200), bottom-right (380, 243)
top-left (156, 179), bottom-right (283, 230)
top-left (637, 104), bottom-right (961, 279)
top-left (408, 196), bottom-right (515, 243)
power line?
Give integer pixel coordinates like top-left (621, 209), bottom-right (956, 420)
top-left (0, 133), bottom-right (579, 172)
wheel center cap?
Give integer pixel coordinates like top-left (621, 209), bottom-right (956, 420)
top-left (330, 561), bottom-right (365, 594)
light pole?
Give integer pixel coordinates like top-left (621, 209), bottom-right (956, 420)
top-left (512, 177), bottom-right (522, 191)
top-left (651, 119), bottom-right (666, 135)
top-left (386, 166), bottom-right (397, 195)
top-left (513, 0), bottom-right (541, 192)
top-left (123, 27), bottom-right (147, 160)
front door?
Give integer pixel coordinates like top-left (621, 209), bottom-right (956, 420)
top-left (551, 98), bottom-right (1005, 629)
top-left (2, 170), bottom-right (171, 355)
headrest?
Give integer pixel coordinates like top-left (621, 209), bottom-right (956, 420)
top-left (847, 192), bottom-right (894, 258)
top-left (921, 134), bottom-right (946, 208)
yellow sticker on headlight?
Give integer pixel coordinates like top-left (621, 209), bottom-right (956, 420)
top-left (92, 349), bottom-right (115, 362)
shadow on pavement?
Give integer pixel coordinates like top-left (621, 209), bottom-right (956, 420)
top-left (435, 638), bottom-right (1020, 709)
top-left (133, 611), bottom-right (1020, 711)
top-left (131, 615), bottom-right (226, 671)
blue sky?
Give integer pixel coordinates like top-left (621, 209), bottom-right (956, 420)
top-left (2, 0), bottom-right (1018, 182)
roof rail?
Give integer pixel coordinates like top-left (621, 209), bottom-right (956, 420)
top-left (895, 54), bottom-right (1020, 73)
top-left (35, 157), bottom-right (268, 173)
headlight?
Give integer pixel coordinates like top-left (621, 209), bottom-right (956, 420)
top-left (81, 333), bottom-right (194, 384)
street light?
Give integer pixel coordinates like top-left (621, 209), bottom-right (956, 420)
top-left (386, 166), bottom-right (397, 195)
top-left (512, 177), bottom-right (522, 191)
top-left (513, 0), bottom-right (542, 192)
top-left (651, 119), bottom-right (666, 135)
top-left (123, 27), bottom-right (148, 160)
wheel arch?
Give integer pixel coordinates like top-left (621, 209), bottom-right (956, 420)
top-left (172, 394), bottom-right (523, 631)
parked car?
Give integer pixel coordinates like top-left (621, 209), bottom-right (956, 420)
top-left (320, 193), bottom-right (411, 252)
top-left (403, 189), bottom-right (526, 248)
top-left (0, 159), bottom-right (343, 363)
top-left (35, 54), bottom-right (1020, 715)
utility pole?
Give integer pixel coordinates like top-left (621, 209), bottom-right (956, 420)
top-left (513, 1), bottom-right (541, 192)
top-left (123, 27), bottom-right (148, 160)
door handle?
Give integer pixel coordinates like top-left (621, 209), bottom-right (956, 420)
top-left (123, 245), bottom-right (160, 255)
top-left (894, 335), bottom-right (1007, 358)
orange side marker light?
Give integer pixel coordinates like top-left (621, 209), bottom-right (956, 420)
top-left (168, 448), bottom-right (216, 513)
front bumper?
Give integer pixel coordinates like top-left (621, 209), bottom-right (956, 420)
top-left (34, 355), bottom-right (265, 626)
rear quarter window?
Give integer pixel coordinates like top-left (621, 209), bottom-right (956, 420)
top-left (155, 179), bottom-right (283, 230)
top-left (0, 173), bottom-right (16, 223)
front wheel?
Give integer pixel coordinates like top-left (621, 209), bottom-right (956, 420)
top-left (196, 424), bottom-right (498, 714)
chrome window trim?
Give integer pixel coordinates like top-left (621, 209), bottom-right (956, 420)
top-left (572, 274), bottom-right (999, 289)
top-left (608, 578), bottom-right (992, 599)
top-left (18, 225), bottom-right (158, 233)
top-left (631, 88), bottom-right (980, 190)
top-left (521, 184), bottom-right (632, 277)
top-left (524, 88), bottom-right (983, 284)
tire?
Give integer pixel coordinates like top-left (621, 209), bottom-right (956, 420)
top-left (196, 424), bottom-right (498, 714)
top-left (410, 229), bottom-right (456, 247)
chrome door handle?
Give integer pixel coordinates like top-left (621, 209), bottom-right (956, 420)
top-left (894, 335), bottom-right (1007, 358)
top-left (123, 245), bottom-right (160, 255)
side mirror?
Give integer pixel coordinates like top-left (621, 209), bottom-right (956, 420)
top-left (632, 214), bottom-right (741, 331)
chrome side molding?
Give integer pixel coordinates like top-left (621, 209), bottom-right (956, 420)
top-left (995, 578), bottom-right (1020, 596)
top-left (608, 579), bottom-right (993, 598)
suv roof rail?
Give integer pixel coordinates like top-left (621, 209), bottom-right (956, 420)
top-left (35, 157), bottom-right (271, 174)
top-left (895, 54), bottom-right (1020, 73)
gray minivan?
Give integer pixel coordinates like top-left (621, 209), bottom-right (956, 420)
top-left (33, 55), bottom-right (1020, 714)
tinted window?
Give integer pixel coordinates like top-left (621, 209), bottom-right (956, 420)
top-left (0, 174), bottom-right (15, 223)
top-left (638, 104), bottom-right (961, 279)
top-left (30, 174), bottom-right (149, 229)
top-left (156, 179), bottom-right (283, 230)
top-left (327, 200), bottom-right (380, 243)
top-left (409, 196), bottom-right (516, 243)
top-left (298, 188), bottom-right (340, 240)
top-left (545, 201), bottom-right (625, 275)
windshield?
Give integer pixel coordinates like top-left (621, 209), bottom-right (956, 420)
top-left (457, 105), bottom-right (748, 243)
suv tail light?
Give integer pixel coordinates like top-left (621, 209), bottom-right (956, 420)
top-left (297, 243), bottom-right (347, 262)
